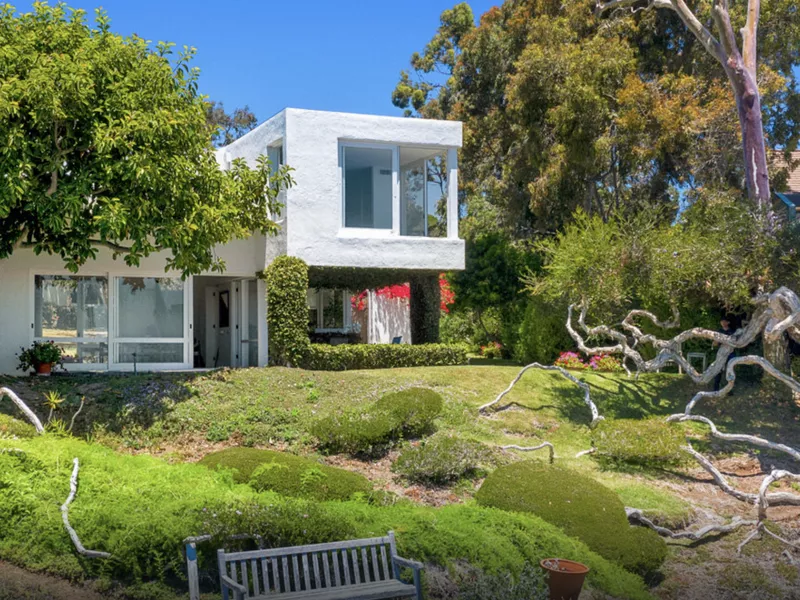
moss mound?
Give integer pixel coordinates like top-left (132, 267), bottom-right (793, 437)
top-left (0, 414), bottom-right (37, 439)
top-left (312, 387), bottom-right (443, 456)
top-left (199, 447), bottom-right (372, 501)
top-left (374, 387), bottom-right (443, 436)
top-left (594, 418), bottom-right (685, 467)
top-left (476, 460), bottom-right (666, 576)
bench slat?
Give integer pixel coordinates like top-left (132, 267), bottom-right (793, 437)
top-left (281, 556), bottom-right (290, 594)
top-left (291, 554), bottom-right (301, 592)
top-left (252, 559), bottom-right (260, 596)
top-left (311, 552), bottom-right (321, 590)
top-left (261, 558), bottom-right (270, 596)
top-left (241, 561), bottom-right (249, 596)
top-left (341, 549), bottom-right (351, 586)
top-left (301, 553), bottom-right (310, 590)
top-left (222, 536), bottom-right (390, 561)
top-left (351, 548), bottom-right (360, 584)
top-left (361, 547), bottom-right (371, 582)
top-left (370, 546), bottom-right (379, 581)
top-left (380, 545), bottom-right (389, 581)
top-left (328, 550), bottom-right (338, 588)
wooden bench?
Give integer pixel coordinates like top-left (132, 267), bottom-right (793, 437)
top-left (217, 531), bottom-right (423, 600)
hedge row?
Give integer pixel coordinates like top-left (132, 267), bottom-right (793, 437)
top-left (264, 256), bottom-right (310, 367)
top-left (300, 343), bottom-right (468, 371)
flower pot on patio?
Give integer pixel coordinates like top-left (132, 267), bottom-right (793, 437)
top-left (540, 558), bottom-right (589, 600)
top-left (35, 363), bottom-right (53, 376)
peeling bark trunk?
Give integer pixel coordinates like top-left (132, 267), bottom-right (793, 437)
top-left (733, 70), bottom-right (771, 212)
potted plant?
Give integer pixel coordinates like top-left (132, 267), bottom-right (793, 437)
top-left (540, 558), bottom-right (589, 600)
top-left (17, 340), bottom-right (64, 376)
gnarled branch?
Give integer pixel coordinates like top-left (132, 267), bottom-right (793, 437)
top-left (626, 508), bottom-right (756, 540)
top-left (61, 458), bottom-right (112, 560)
top-left (1, 387), bottom-right (44, 434)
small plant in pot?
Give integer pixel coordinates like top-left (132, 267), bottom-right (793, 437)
top-left (17, 341), bottom-right (64, 376)
top-left (540, 558), bottom-right (589, 600)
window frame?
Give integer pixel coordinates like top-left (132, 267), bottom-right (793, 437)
top-left (307, 288), bottom-right (352, 333)
top-left (29, 269), bottom-right (193, 372)
top-left (340, 142), bottom-right (457, 238)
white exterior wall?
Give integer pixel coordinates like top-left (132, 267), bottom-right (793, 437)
top-left (283, 109), bottom-right (464, 270)
top-left (0, 238), bottom-right (267, 374)
top-left (367, 292), bottom-right (411, 344)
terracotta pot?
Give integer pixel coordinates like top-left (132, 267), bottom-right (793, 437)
top-left (35, 363), bottom-right (52, 376)
top-left (540, 558), bottom-right (589, 600)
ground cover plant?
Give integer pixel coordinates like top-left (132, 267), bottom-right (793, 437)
top-left (0, 432), bottom-right (652, 600)
top-left (593, 418), bottom-right (687, 468)
top-left (476, 460), bottom-right (668, 576)
top-left (311, 387), bottom-right (443, 456)
top-left (393, 434), bottom-right (497, 484)
top-left (199, 447), bottom-right (373, 501)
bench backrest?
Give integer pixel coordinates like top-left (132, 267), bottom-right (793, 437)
top-left (218, 532), bottom-right (401, 598)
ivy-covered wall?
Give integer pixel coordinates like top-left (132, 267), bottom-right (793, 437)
top-left (263, 256), bottom-right (310, 366)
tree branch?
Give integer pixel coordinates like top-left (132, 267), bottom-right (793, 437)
top-left (741, 0), bottom-right (760, 76)
top-left (626, 508), bottom-right (756, 540)
top-left (1, 387), bottom-right (44, 434)
top-left (500, 442), bottom-right (555, 463)
top-left (61, 458), bottom-right (113, 559)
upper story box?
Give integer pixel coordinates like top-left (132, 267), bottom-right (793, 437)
top-left (218, 108), bottom-right (465, 272)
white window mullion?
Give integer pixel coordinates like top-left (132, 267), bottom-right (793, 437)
top-left (392, 145), bottom-right (400, 235)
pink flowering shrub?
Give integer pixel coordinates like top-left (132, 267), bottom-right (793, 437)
top-left (588, 354), bottom-right (624, 372)
top-left (554, 352), bottom-right (623, 372)
top-left (480, 341), bottom-right (503, 359)
top-left (554, 351), bottom-right (586, 370)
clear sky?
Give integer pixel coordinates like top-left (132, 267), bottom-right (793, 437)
top-left (17, 1), bottom-right (498, 122)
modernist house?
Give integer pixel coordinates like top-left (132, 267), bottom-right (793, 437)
top-left (0, 109), bottom-right (464, 374)
top-left (775, 150), bottom-right (800, 222)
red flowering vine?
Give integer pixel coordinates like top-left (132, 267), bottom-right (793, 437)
top-left (351, 275), bottom-right (455, 313)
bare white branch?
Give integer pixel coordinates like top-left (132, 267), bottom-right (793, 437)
top-left (1, 387), bottom-right (44, 434)
top-left (626, 507), bottom-right (756, 540)
top-left (500, 442), bottom-right (555, 463)
top-left (479, 362), bottom-right (602, 426)
top-left (61, 458), bottom-right (113, 560)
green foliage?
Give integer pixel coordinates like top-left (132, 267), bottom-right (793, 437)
top-left (16, 341), bottom-right (64, 372)
top-left (374, 388), bottom-right (444, 437)
top-left (515, 296), bottom-right (575, 364)
top-left (0, 435), bottom-right (651, 600)
top-left (312, 388), bottom-right (444, 456)
top-left (0, 4), bottom-right (292, 276)
top-left (300, 343), bottom-right (467, 371)
top-left (593, 418), bottom-right (686, 467)
top-left (199, 447), bottom-right (372, 501)
top-left (0, 415), bottom-right (36, 439)
top-left (205, 101), bottom-right (258, 147)
top-left (410, 274), bottom-right (442, 344)
top-left (393, 435), bottom-right (495, 484)
top-left (265, 256), bottom-right (310, 367)
top-left (447, 563), bottom-right (548, 600)
top-left (476, 461), bottom-right (667, 576)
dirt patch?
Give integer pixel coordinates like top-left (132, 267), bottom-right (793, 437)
top-left (0, 561), bottom-right (106, 600)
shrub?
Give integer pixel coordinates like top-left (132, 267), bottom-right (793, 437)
top-left (311, 410), bottom-right (398, 456)
top-left (264, 256), bottom-right (310, 367)
top-left (0, 414), bottom-right (37, 439)
top-left (514, 296), bottom-right (575, 365)
top-left (0, 436), bottom-right (651, 600)
top-left (199, 447), bottom-right (372, 502)
top-left (312, 388), bottom-right (444, 456)
top-left (393, 435), bottom-right (495, 484)
top-left (476, 461), bottom-right (666, 576)
top-left (480, 342), bottom-right (503, 359)
top-left (300, 343), bottom-right (467, 371)
top-left (450, 563), bottom-right (548, 600)
top-left (554, 351), bottom-right (586, 370)
top-left (588, 354), bottom-right (624, 372)
top-left (593, 418), bottom-right (685, 467)
top-left (374, 388), bottom-right (443, 437)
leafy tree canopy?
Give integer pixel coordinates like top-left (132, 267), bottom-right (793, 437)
top-left (0, 3), bottom-right (291, 276)
top-left (394, 0), bottom-right (800, 238)
top-left (206, 101), bottom-right (258, 147)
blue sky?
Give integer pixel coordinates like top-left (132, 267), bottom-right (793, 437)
top-left (18, 1), bottom-right (498, 122)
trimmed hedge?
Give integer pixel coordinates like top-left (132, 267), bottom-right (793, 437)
top-left (199, 447), bottom-right (372, 501)
top-left (374, 388), bottom-right (443, 437)
top-left (393, 435), bottom-right (496, 484)
top-left (312, 387), bottom-right (444, 456)
top-left (300, 343), bottom-right (467, 371)
top-left (593, 418), bottom-right (686, 467)
top-left (264, 256), bottom-right (310, 367)
top-left (0, 414), bottom-right (37, 439)
top-left (476, 460), bottom-right (667, 576)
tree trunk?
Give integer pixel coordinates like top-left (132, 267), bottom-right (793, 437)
top-left (732, 70), bottom-right (771, 212)
top-left (763, 333), bottom-right (791, 402)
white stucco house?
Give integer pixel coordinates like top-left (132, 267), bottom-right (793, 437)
top-left (0, 109), bottom-right (464, 374)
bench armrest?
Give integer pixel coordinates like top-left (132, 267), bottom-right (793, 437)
top-left (221, 574), bottom-right (247, 600)
top-left (393, 556), bottom-right (424, 571)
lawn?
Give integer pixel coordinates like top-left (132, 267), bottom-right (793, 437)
top-left (1, 364), bottom-right (799, 599)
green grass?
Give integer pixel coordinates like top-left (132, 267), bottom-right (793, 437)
top-left (0, 434), bottom-right (652, 600)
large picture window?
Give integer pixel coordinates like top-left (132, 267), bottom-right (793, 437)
top-left (342, 146), bottom-right (393, 229)
top-left (400, 148), bottom-right (447, 237)
top-left (34, 275), bottom-right (108, 364)
top-left (114, 277), bottom-right (187, 364)
top-left (307, 288), bottom-right (351, 331)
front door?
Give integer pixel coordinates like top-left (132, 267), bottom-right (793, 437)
top-left (232, 279), bottom-right (259, 368)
